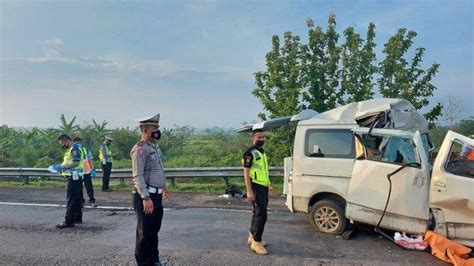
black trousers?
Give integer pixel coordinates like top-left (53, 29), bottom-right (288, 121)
top-left (81, 173), bottom-right (95, 203)
top-left (133, 192), bottom-right (164, 266)
top-left (101, 162), bottom-right (112, 191)
top-left (65, 178), bottom-right (82, 224)
top-left (250, 182), bottom-right (269, 242)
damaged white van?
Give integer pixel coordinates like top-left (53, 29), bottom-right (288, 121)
top-left (238, 98), bottom-right (474, 246)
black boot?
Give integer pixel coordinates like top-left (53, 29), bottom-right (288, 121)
top-left (56, 222), bottom-right (74, 229)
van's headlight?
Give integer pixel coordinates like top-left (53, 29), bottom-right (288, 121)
top-left (289, 170), bottom-right (293, 182)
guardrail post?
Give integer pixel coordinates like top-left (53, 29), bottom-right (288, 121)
top-left (119, 177), bottom-right (124, 185)
top-left (223, 177), bottom-right (229, 187)
top-left (170, 177), bottom-right (175, 187)
top-left (22, 175), bottom-right (29, 185)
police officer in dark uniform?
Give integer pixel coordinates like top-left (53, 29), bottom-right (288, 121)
top-left (243, 129), bottom-right (275, 255)
top-left (131, 114), bottom-right (170, 266)
top-left (49, 134), bottom-right (84, 228)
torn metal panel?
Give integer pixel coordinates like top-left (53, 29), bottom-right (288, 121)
top-left (300, 98), bottom-right (428, 133)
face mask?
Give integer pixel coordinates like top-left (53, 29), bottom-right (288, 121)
top-left (152, 129), bottom-right (161, 140)
top-left (255, 140), bottom-right (265, 147)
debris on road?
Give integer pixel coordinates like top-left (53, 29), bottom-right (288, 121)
top-left (394, 232), bottom-right (427, 250)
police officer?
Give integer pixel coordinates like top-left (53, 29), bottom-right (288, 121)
top-left (50, 134), bottom-right (84, 228)
top-left (99, 136), bottom-right (114, 192)
top-left (243, 129), bottom-right (275, 255)
top-left (131, 113), bottom-right (170, 266)
top-left (73, 137), bottom-right (97, 208)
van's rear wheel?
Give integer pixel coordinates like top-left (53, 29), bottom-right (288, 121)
top-left (309, 199), bottom-right (347, 235)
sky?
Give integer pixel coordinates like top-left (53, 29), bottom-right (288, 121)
top-left (1, 0), bottom-right (473, 129)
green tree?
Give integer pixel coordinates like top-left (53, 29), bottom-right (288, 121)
top-left (58, 114), bottom-right (80, 136)
top-left (302, 14), bottom-right (341, 112)
top-left (457, 117), bottom-right (474, 136)
top-left (111, 127), bottom-right (140, 160)
top-left (0, 125), bottom-right (21, 166)
top-left (39, 128), bottom-right (62, 161)
top-left (253, 31), bottom-right (305, 164)
top-left (377, 28), bottom-right (442, 122)
top-left (253, 32), bottom-right (305, 119)
top-left (340, 23), bottom-right (377, 103)
top-left (252, 15), bottom-right (443, 163)
top-left (92, 119), bottom-right (110, 139)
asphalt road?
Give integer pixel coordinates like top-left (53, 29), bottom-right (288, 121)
top-left (0, 188), bottom-right (444, 265)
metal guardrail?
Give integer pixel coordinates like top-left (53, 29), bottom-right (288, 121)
top-left (0, 167), bottom-right (284, 186)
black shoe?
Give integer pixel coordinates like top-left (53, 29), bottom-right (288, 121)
top-left (56, 222), bottom-right (74, 229)
top-left (90, 201), bottom-right (97, 208)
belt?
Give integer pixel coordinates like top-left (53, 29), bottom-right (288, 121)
top-left (133, 186), bottom-right (163, 194)
top-left (147, 186), bottom-right (162, 194)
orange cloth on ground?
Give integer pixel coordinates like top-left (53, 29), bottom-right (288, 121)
top-left (424, 231), bottom-right (474, 266)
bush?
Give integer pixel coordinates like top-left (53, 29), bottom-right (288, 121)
top-left (34, 156), bottom-right (54, 168)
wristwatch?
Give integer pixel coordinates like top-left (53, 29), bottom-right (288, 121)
top-left (142, 195), bottom-right (150, 201)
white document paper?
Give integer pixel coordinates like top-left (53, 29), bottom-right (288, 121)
top-left (47, 166), bottom-right (58, 173)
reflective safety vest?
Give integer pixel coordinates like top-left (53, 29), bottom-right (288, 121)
top-left (79, 147), bottom-right (87, 159)
top-left (99, 144), bottom-right (113, 163)
top-left (467, 149), bottom-right (474, 160)
top-left (248, 149), bottom-right (270, 187)
top-left (80, 147), bottom-right (93, 174)
top-left (61, 147), bottom-right (84, 177)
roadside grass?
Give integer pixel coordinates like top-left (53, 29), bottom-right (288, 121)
top-left (0, 176), bottom-right (284, 194)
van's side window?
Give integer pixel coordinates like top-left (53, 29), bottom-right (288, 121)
top-left (305, 129), bottom-right (355, 159)
top-left (444, 140), bottom-right (474, 179)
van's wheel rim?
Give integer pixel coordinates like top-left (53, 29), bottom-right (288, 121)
top-left (314, 206), bottom-right (340, 233)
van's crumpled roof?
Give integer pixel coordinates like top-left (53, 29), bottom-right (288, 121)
top-left (299, 98), bottom-right (429, 132)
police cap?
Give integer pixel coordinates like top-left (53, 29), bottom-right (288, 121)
top-left (134, 113), bottom-right (160, 126)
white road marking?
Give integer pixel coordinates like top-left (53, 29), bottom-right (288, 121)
top-left (0, 201), bottom-right (147, 211)
top-left (0, 202), bottom-right (279, 213)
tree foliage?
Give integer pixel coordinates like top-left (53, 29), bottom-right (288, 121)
top-left (252, 14), bottom-right (443, 162)
top-left (253, 32), bottom-right (305, 163)
top-left (302, 15), bottom-right (341, 112)
top-left (253, 32), bottom-right (305, 119)
top-left (0, 118), bottom-right (252, 168)
top-left (58, 114), bottom-right (80, 136)
top-left (377, 29), bottom-right (441, 122)
top-left (341, 23), bottom-right (377, 103)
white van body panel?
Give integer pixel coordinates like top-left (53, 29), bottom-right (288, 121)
top-left (291, 124), bottom-right (354, 212)
top-left (430, 131), bottom-right (474, 245)
top-left (283, 157), bottom-right (294, 212)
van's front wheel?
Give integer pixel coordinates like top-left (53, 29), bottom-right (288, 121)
top-left (309, 199), bottom-right (347, 235)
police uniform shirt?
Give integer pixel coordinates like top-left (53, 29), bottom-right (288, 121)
top-left (243, 146), bottom-right (265, 168)
top-left (130, 140), bottom-right (167, 198)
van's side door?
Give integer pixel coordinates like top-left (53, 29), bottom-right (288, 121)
top-left (430, 131), bottom-right (474, 243)
top-left (291, 126), bottom-right (356, 212)
top-left (345, 129), bottom-right (430, 234)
